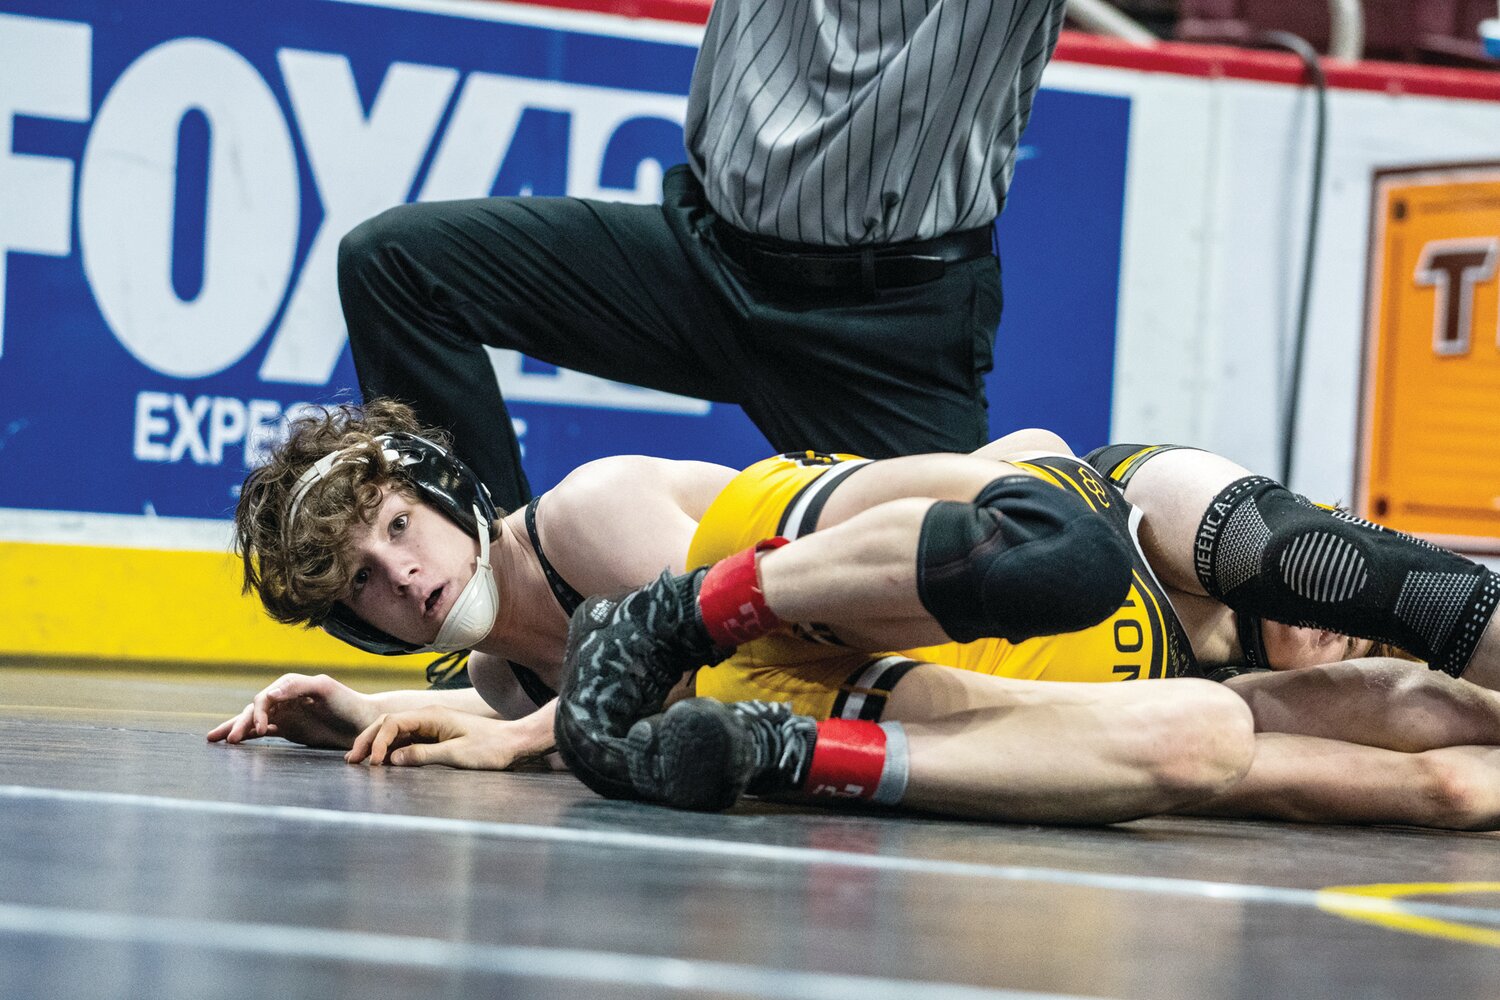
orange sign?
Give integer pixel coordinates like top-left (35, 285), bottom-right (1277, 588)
top-left (1358, 163), bottom-right (1500, 553)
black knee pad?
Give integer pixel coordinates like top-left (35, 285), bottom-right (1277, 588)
top-left (1195, 476), bottom-right (1500, 676)
top-left (916, 475), bottom-right (1134, 644)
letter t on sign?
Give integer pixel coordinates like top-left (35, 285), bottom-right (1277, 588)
top-left (1414, 239), bottom-right (1499, 357)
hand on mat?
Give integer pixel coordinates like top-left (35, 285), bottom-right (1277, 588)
top-left (207, 673), bottom-right (377, 750)
top-left (345, 707), bottom-right (551, 770)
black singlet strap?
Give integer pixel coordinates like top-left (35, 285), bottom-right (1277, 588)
top-left (773, 455), bottom-right (874, 539)
top-left (508, 660), bottom-right (558, 708)
top-left (505, 495), bottom-right (584, 709)
top-left (526, 496), bottom-right (586, 616)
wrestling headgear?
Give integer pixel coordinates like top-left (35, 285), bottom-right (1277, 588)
top-left (286, 433), bottom-right (499, 655)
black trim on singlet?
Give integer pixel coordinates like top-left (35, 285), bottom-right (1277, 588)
top-left (830, 656), bottom-right (922, 722)
top-left (1236, 612), bottom-right (1270, 672)
top-left (508, 660), bottom-right (558, 708)
top-left (506, 496), bottom-right (588, 709)
top-left (526, 496), bottom-right (585, 616)
top-left (770, 454), bottom-right (874, 644)
top-left (1082, 443), bottom-right (1197, 489)
top-left (772, 453), bottom-right (875, 539)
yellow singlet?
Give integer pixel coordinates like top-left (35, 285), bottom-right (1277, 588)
top-left (689, 451), bottom-right (1198, 721)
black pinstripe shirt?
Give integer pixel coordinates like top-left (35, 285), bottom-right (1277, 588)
top-left (685, 0), bottom-right (1067, 246)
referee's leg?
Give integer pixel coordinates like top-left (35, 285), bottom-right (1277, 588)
top-left (338, 195), bottom-right (738, 510)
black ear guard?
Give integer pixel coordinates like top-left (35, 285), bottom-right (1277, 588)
top-left (318, 433), bottom-right (496, 656)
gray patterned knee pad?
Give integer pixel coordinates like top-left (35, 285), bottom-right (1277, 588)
top-left (1195, 476), bottom-right (1500, 676)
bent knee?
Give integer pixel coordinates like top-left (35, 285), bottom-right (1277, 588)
top-left (337, 203), bottom-right (426, 283)
top-left (1011, 428), bottom-right (1071, 455)
top-left (918, 476), bottom-right (1133, 643)
top-left (973, 428), bottom-right (1073, 462)
top-left (1415, 751), bottom-right (1500, 831)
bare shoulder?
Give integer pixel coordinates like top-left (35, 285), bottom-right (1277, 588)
top-left (547, 456), bottom-right (735, 521)
top-left (537, 457), bottom-right (738, 592)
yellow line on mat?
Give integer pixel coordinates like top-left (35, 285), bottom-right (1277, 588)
top-left (1317, 882), bottom-right (1500, 948)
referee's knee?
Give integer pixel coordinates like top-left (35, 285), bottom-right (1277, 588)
top-left (337, 204), bottom-right (414, 288)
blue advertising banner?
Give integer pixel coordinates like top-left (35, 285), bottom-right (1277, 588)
top-left (0, 0), bottom-right (1128, 525)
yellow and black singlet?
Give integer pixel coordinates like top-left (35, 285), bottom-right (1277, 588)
top-left (689, 451), bottom-right (1200, 722)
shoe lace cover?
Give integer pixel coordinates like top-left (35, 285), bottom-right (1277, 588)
top-left (733, 701), bottom-right (816, 795)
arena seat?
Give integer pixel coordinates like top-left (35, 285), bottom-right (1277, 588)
top-left (1174, 0), bottom-right (1495, 65)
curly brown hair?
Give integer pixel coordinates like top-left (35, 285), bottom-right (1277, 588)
top-left (235, 399), bottom-right (457, 627)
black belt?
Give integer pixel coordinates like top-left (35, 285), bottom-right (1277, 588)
top-left (712, 221), bottom-right (993, 292)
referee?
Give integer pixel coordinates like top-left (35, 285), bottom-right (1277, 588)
top-left (339, 0), bottom-right (1069, 512)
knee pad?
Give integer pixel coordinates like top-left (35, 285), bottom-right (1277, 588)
top-left (1195, 476), bottom-right (1500, 676)
top-left (916, 475), bottom-right (1134, 644)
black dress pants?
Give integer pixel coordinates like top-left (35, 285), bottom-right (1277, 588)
top-left (338, 165), bottom-right (1002, 512)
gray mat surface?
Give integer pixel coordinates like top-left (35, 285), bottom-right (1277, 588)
top-left (3, 666), bottom-right (1498, 999)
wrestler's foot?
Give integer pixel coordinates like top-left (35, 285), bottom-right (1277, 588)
top-left (625, 699), bottom-right (818, 811)
top-left (554, 570), bottom-right (726, 800)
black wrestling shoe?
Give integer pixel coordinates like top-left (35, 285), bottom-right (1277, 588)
top-left (554, 569), bottom-right (726, 800)
top-left (624, 699), bottom-right (818, 811)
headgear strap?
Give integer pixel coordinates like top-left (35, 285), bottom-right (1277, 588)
top-left (285, 442), bottom-right (413, 530)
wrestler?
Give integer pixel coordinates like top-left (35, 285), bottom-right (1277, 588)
top-left (217, 400), bottom-right (1252, 824)
top-left (554, 440), bottom-right (1500, 827)
top-left (213, 397), bottom-right (727, 768)
top-left (215, 401), bottom-right (1500, 827)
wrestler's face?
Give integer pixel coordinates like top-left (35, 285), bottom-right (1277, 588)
top-left (1261, 621), bottom-right (1374, 670)
top-left (340, 486), bottom-right (479, 645)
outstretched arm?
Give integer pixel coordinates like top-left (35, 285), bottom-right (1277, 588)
top-left (345, 666), bottom-right (700, 769)
top-left (1182, 732), bottom-right (1500, 831)
top-left (346, 699), bottom-right (558, 770)
top-left (1225, 658), bottom-right (1500, 753)
top-left (207, 672), bottom-right (495, 750)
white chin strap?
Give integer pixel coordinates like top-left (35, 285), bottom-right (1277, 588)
top-left (426, 505), bottom-right (500, 653)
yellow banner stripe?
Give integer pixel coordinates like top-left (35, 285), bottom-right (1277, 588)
top-left (0, 541), bottom-right (425, 672)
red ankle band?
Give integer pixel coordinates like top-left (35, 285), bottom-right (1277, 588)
top-left (697, 538), bottom-right (788, 648)
top-left (804, 719), bottom-right (887, 801)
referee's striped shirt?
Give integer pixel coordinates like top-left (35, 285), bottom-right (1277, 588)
top-left (685, 0), bottom-right (1067, 246)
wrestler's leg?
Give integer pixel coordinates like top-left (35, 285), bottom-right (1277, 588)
top-left (623, 665), bottom-right (1253, 821)
top-left (1104, 447), bottom-right (1250, 595)
top-left (753, 451), bottom-right (1125, 647)
top-left (554, 456), bottom-right (1135, 799)
top-left (758, 453), bottom-right (1033, 646)
top-left (762, 457), bottom-right (1134, 647)
top-left (880, 666), bottom-right (1254, 823)
top-left (1182, 732), bottom-right (1500, 831)
top-left (1117, 447), bottom-right (1500, 684)
top-left (757, 497), bottom-right (943, 646)
top-left (1221, 657), bottom-right (1500, 753)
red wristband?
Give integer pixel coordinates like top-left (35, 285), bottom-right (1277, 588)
top-left (697, 537), bottom-right (789, 648)
top-left (804, 719), bottom-right (888, 801)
